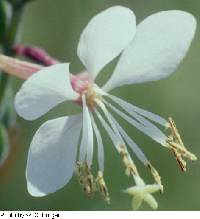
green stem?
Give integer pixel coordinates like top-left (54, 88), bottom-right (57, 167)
top-left (0, 3), bottom-right (25, 104)
top-left (3, 6), bottom-right (24, 54)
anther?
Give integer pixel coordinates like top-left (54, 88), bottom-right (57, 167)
top-left (168, 117), bottom-right (185, 147)
top-left (166, 117), bottom-right (197, 171)
top-left (118, 144), bottom-right (138, 176)
top-left (96, 171), bottom-right (110, 204)
top-left (85, 85), bottom-right (102, 110)
top-left (75, 161), bottom-right (95, 197)
top-left (147, 163), bottom-right (163, 192)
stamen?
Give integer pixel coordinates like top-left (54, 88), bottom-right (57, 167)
top-left (95, 99), bottom-right (123, 142)
top-left (112, 114), bottom-right (149, 165)
top-left (111, 115), bottom-right (162, 189)
top-left (96, 171), bottom-right (110, 204)
top-left (169, 146), bottom-right (187, 172)
top-left (95, 105), bottom-right (141, 179)
top-left (105, 94), bottom-right (168, 128)
top-left (167, 140), bottom-right (197, 160)
top-left (168, 117), bottom-right (185, 147)
top-left (103, 99), bottom-right (167, 146)
top-left (76, 161), bottom-right (95, 197)
top-left (79, 95), bottom-right (94, 166)
top-left (118, 144), bottom-right (138, 176)
top-left (147, 163), bottom-right (163, 192)
top-left (94, 99), bottom-right (164, 197)
top-left (85, 85), bottom-right (102, 110)
top-left (166, 117), bottom-right (197, 171)
top-left (90, 114), bottom-right (104, 171)
top-left (94, 109), bottom-right (122, 150)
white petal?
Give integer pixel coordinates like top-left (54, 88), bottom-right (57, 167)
top-left (15, 64), bottom-right (79, 120)
top-left (103, 10), bottom-right (196, 91)
top-left (26, 114), bottom-right (82, 197)
top-left (77, 6), bottom-right (136, 79)
top-left (79, 95), bottom-right (94, 166)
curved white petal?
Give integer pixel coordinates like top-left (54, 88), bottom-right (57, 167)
top-left (103, 10), bottom-right (196, 91)
top-left (15, 64), bottom-right (79, 120)
top-left (77, 6), bottom-right (136, 79)
top-left (26, 114), bottom-right (82, 197)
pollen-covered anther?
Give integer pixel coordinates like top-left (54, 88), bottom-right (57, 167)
top-left (96, 171), bottom-right (110, 204)
top-left (167, 140), bottom-right (197, 161)
top-left (168, 117), bottom-right (185, 147)
top-left (147, 163), bottom-right (163, 192)
top-left (83, 85), bottom-right (102, 110)
top-left (166, 117), bottom-right (197, 171)
top-left (118, 144), bottom-right (138, 176)
top-left (170, 146), bottom-right (187, 172)
top-left (75, 162), bottom-right (95, 197)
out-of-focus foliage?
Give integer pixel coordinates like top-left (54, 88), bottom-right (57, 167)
top-left (0, 0), bottom-right (199, 211)
top-left (0, 1), bottom-right (6, 43)
top-left (0, 87), bottom-right (16, 129)
top-left (0, 0), bottom-right (9, 168)
top-left (0, 124), bottom-right (10, 167)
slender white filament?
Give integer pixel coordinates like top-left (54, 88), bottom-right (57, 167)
top-left (90, 113), bottom-right (104, 171)
top-left (96, 99), bottom-right (124, 143)
top-left (94, 109), bottom-right (122, 150)
top-left (103, 98), bottom-right (168, 146)
top-left (79, 95), bottom-right (94, 166)
top-left (105, 94), bottom-right (168, 127)
top-left (103, 99), bottom-right (167, 146)
top-left (109, 113), bottom-right (149, 165)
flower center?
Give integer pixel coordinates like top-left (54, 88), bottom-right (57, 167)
top-left (84, 85), bottom-right (102, 110)
top-left (71, 73), bottom-right (102, 109)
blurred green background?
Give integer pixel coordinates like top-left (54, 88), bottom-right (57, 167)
top-left (0, 0), bottom-right (200, 211)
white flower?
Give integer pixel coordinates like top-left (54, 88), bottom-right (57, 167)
top-left (14, 6), bottom-right (196, 209)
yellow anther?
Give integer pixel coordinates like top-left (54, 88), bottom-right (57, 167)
top-left (166, 117), bottom-right (197, 171)
top-left (75, 162), bottom-right (95, 197)
top-left (84, 85), bottom-right (102, 110)
top-left (147, 163), bottom-right (163, 192)
top-left (96, 171), bottom-right (110, 204)
top-left (118, 144), bottom-right (138, 176)
top-left (168, 117), bottom-right (185, 147)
